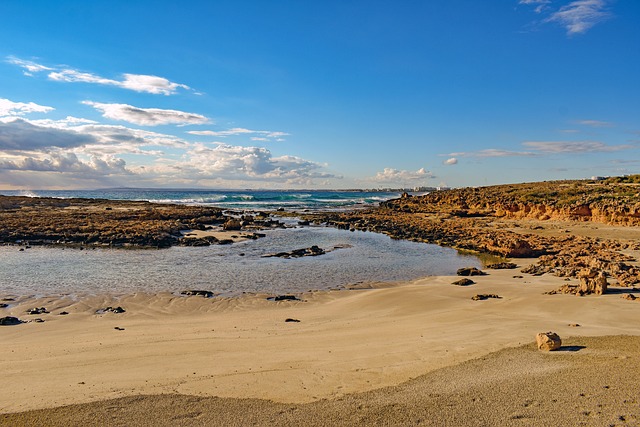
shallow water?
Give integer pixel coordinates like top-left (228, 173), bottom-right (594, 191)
top-left (0, 226), bottom-right (480, 297)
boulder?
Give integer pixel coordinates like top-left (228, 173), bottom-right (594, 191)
top-left (536, 332), bottom-right (562, 351)
top-left (0, 316), bottom-right (22, 326)
top-left (452, 278), bottom-right (475, 286)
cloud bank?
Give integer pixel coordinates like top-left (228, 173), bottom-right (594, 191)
top-left (371, 167), bottom-right (434, 183)
top-left (0, 97), bottom-right (335, 189)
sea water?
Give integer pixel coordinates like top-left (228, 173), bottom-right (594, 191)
top-left (0, 188), bottom-right (399, 211)
top-left (0, 226), bottom-right (480, 297)
top-left (0, 189), bottom-right (481, 297)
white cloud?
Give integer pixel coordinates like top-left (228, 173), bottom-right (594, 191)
top-left (188, 128), bottom-right (290, 140)
top-left (49, 69), bottom-right (120, 86)
top-left (6, 57), bottom-right (53, 75)
top-left (544, 0), bottom-right (611, 35)
top-left (575, 119), bottom-right (613, 127)
top-left (443, 157), bottom-right (458, 165)
top-left (448, 149), bottom-right (537, 158)
top-left (7, 56), bottom-right (192, 95)
top-left (372, 167), bottom-right (434, 182)
top-left (83, 101), bottom-right (209, 126)
top-left (184, 143), bottom-right (334, 181)
top-left (522, 140), bottom-right (632, 153)
top-left (119, 74), bottom-right (191, 95)
top-left (519, 0), bottom-right (551, 13)
top-left (0, 98), bottom-right (54, 116)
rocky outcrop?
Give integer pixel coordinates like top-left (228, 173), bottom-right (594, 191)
top-left (0, 196), bottom-right (280, 249)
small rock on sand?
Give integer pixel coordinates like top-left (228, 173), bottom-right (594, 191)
top-left (457, 267), bottom-right (486, 276)
top-left (452, 278), bottom-right (475, 286)
top-left (536, 332), bottom-right (562, 351)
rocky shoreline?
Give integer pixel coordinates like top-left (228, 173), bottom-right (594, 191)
top-left (3, 178), bottom-right (640, 294)
top-left (0, 196), bottom-right (285, 248)
top-left (303, 178), bottom-right (640, 294)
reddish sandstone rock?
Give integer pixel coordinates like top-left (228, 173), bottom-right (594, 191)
top-left (536, 332), bottom-right (562, 351)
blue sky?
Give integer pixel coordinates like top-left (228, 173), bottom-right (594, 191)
top-left (0, 0), bottom-right (638, 190)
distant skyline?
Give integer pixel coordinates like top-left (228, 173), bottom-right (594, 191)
top-left (0, 0), bottom-right (638, 190)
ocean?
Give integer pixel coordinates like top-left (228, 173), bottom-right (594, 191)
top-left (0, 188), bottom-right (481, 297)
top-left (0, 188), bottom-right (400, 211)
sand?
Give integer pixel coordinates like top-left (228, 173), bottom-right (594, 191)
top-left (2, 256), bottom-right (640, 425)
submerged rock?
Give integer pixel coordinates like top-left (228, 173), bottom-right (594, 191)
top-left (262, 246), bottom-right (326, 258)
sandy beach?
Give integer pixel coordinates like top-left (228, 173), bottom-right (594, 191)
top-left (2, 255), bottom-right (640, 425)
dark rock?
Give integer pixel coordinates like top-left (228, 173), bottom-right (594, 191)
top-left (0, 316), bottom-right (22, 326)
top-left (267, 295), bottom-right (302, 302)
top-left (471, 294), bottom-right (502, 301)
top-left (285, 318), bottom-right (301, 323)
top-left (96, 306), bottom-right (126, 314)
top-left (27, 307), bottom-right (49, 315)
top-left (486, 262), bottom-right (518, 269)
top-left (2, 298), bottom-right (15, 302)
top-left (0, 303), bottom-right (7, 308)
top-left (114, 326), bottom-right (125, 331)
top-left (59, 311), bottom-right (69, 315)
top-left (456, 267), bottom-right (486, 276)
top-left (33, 318), bottom-right (45, 323)
top-left (218, 239), bottom-right (234, 245)
top-left (263, 246), bottom-right (326, 258)
top-left (452, 278), bottom-right (475, 286)
top-left (277, 207), bottom-right (285, 212)
top-left (180, 238), bottom-right (211, 247)
top-left (298, 220), bottom-right (310, 226)
top-left (181, 290), bottom-right (215, 298)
